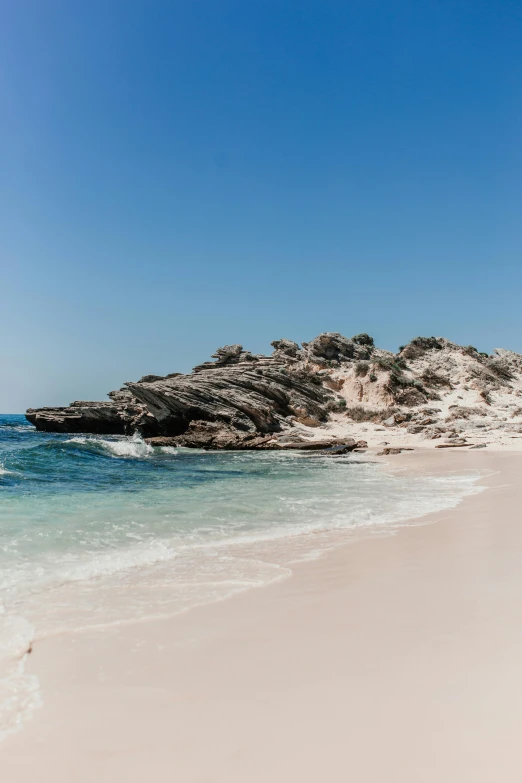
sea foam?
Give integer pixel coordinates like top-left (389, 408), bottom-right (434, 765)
top-left (67, 432), bottom-right (154, 458)
top-left (0, 416), bottom-right (484, 741)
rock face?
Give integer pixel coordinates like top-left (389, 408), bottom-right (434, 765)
top-left (26, 331), bottom-right (522, 448)
top-left (25, 398), bottom-right (146, 435)
top-left (302, 332), bottom-right (372, 363)
top-left (126, 362), bottom-right (329, 439)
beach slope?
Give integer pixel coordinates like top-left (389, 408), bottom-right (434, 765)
top-left (2, 450), bottom-right (522, 782)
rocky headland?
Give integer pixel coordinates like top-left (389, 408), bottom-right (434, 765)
top-left (26, 333), bottom-right (522, 452)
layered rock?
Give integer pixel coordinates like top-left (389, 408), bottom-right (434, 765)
top-left (25, 332), bottom-right (522, 448)
top-left (25, 397), bottom-right (145, 435)
top-left (126, 362), bottom-right (329, 439)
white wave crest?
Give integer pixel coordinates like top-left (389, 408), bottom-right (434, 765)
top-left (68, 433), bottom-right (154, 458)
top-left (101, 433), bottom-right (153, 458)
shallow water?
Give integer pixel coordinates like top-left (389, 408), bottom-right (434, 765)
top-left (0, 413), bottom-right (482, 739)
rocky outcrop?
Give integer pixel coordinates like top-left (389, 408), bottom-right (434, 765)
top-left (26, 331), bottom-right (522, 448)
top-left (25, 399), bottom-right (145, 435)
top-left (126, 362), bottom-right (329, 438)
top-left (302, 332), bottom-right (373, 364)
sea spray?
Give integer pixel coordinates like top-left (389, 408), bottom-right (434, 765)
top-left (66, 432), bottom-right (154, 458)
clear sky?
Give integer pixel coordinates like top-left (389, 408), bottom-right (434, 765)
top-left (1, 0), bottom-right (521, 411)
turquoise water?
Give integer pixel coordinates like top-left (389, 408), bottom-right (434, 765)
top-left (0, 413), bottom-right (481, 738)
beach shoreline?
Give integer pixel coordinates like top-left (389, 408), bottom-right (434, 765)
top-left (2, 448), bottom-right (522, 781)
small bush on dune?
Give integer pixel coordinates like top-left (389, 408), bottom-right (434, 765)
top-left (326, 397), bottom-right (347, 413)
top-left (373, 355), bottom-right (394, 370)
top-left (480, 389), bottom-right (492, 405)
top-left (411, 337), bottom-right (443, 350)
top-left (445, 406), bottom-right (487, 421)
top-left (486, 358), bottom-right (514, 382)
top-left (373, 355), bottom-right (408, 372)
top-left (351, 333), bottom-right (375, 347)
top-left (345, 405), bottom-right (398, 423)
top-left (421, 368), bottom-right (452, 388)
top-left (401, 337), bottom-right (443, 360)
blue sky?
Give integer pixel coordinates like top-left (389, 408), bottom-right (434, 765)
top-left (1, 0), bottom-right (521, 411)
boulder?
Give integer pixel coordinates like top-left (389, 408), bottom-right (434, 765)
top-left (302, 333), bottom-right (372, 363)
top-left (278, 439), bottom-right (357, 451)
top-left (271, 338), bottom-right (302, 360)
top-left (144, 437), bottom-right (179, 447)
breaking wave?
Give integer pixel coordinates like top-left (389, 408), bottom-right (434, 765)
top-left (0, 414), bottom-right (484, 742)
top-left (67, 432), bottom-right (155, 458)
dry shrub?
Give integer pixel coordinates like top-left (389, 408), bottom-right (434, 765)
top-left (345, 405), bottom-right (398, 423)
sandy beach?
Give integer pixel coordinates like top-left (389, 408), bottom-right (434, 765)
top-left (2, 448), bottom-right (522, 782)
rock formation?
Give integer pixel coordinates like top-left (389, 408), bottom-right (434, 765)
top-left (26, 332), bottom-right (522, 449)
top-left (25, 392), bottom-right (147, 435)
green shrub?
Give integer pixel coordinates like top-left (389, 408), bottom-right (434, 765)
top-left (411, 337), bottom-right (443, 350)
top-left (351, 333), bottom-right (374, 347)
top-left (373, 355), bottom-right (395, 370)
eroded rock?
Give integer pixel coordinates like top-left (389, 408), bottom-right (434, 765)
top-left (25, 331), bottom-right (522, 450)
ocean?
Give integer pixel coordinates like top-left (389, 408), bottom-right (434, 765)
top-left (0, 413), bottom-right (481, 739)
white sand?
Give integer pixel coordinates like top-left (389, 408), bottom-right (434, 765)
top-left (2, 449), bottom-right (522, 782)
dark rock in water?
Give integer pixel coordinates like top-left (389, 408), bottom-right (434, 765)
top-left (25, 399), bottom-right (144, 435)
top-left (144, 436), bottom-right (179, 447)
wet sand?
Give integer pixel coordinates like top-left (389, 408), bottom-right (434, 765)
top-left (2, 449), bottom-right (522, 782)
